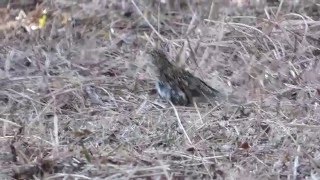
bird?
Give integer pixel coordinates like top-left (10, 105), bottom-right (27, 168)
top-left (146, 48), bottom-right (221, 106)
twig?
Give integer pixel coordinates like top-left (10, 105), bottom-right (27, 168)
top-left (193, 101), bottom-right (203, 124)
top-left (169, 101), bottom-right (192, 144)
top-left (131, 0), bottom-right (165, 42)
top-left (293, 145), bottom-right (300, 180)
top-left (0, 118), bottom-right (21, 127)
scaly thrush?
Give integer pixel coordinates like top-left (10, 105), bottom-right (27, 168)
top-left (147, 48), bottom-right (221, 106)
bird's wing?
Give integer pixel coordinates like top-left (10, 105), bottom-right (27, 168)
top-left (183, 71), bottom-right (220, 97)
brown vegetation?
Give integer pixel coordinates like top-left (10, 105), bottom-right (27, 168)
top-left (0, 0), bottom-right (320, 179)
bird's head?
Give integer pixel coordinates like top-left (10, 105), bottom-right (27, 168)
top-left (147, 49), bottom-right (172, 69)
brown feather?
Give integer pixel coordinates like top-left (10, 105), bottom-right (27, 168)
top-left (148, 48), bottom-right (220, 105)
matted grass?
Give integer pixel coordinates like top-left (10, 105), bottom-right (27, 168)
top-left (0, 0), bottom-right (320, 179)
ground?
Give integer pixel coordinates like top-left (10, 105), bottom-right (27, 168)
top-left (0, 0), bottom-right (320, 179)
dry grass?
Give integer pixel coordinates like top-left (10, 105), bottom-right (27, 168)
top-left (1, 0), bottom-right (320, 179)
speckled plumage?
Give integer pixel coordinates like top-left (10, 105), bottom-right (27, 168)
top-left (147, 48), bottom-right (220, 106)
